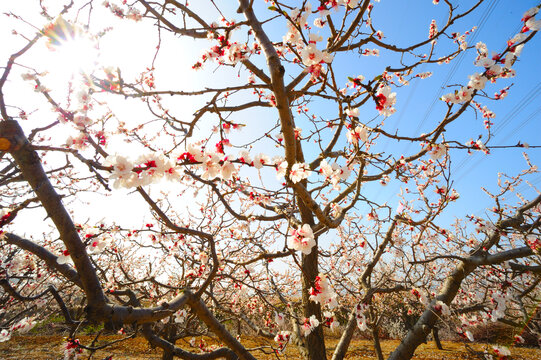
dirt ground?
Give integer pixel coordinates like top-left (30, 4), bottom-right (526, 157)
top-left (1, 335), bottom-right (540, 359)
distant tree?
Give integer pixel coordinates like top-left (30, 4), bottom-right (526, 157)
top-left (0, 1), bottom-right (540, 359)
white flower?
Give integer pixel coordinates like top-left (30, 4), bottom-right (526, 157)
top-left (474, 56), bottom-right (495, 68)
top-left (346, 0), bottom-right (360, 9)
top-left (300, 44), bottom-right (323, 66)
top-left (221, 161), bottom-right (236, 180)
top-left (12, 317), bottom-right (36, 334)
top-left (523, 7), bottom-right (540, 20)
top-left (429, 143), bottom-right (447, 160)
top-left (196, 252), bottom-right (209, 264)
top-left (174, 309), bottom-right (187, 323)
top-left (290, 162), bottom-right (311, 183)
top-left (314, 18), bottom-right (326, 28)
top-left (345, 108), bottom-right (360, 117)
top-left (300, 315), bottom-right (320, 337)
top-left (467, 73), bottom-right (487, 90)
top-left (435, 300), bottom-right (450, 316)
top-left (0, 329), bottom-right (10, 342)
top-left (525, 18), bottom-right (541, 31)
top-left (375, 85), bottom-right (397, 116)
top-left (274, 331), bottom-right (290, 348)
top-left (57, 249), bottom-right (71, 264)
top-left (346, 126), bottom-right (368, 144)
top-left (287, 224), bottom-right (316, 255)
top-left (465, 330), bottom-right (474, 342)
top-left (441, 87), bottom-right (473, 104)
top-left (88, 237), bottom-right (107, 254)
top-left (104, 154), bottom-right (134, 189)
top-left (275, 312), bottom-right (286, 327)
top-left (493, 345), bottom-right (511, 357)
top-left (253, 153), bottom-right (270, 169)
top-left (275, 159), bottom-right (288, 179)
top-left (237, 150), bottom-right (252, 164)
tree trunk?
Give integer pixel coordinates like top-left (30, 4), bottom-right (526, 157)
top-left (161, 350), bottom-right (174, 360)
top-left (388, 262), bottom-right (474, 360)
top-left (331, 308), bottom-right (357, 360)
top-left (302, 239), bottom-right (326, 360)
top-left (372, 326), bottom-right (384, 360)
top-left (432, 327), bottom-right (443, 350)
top-left (162, 322), bottom-right (177, 360)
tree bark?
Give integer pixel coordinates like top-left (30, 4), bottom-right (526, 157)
top-left (388, 261), bottom-right (474, 360)
top-left (302, 240), bottom-right (326, 360)
top-left (372, 326), bottom-right (384, 360)
top-left (1, 119), bottom-right (107, 318)
top-left (331, 308), bottom-right (357, 360)
top-left (432, 327), bottom-right (443, 350)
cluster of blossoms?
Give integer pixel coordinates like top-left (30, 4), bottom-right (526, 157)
top-left (0, 208), bottom-right (11, 228)
top-left (0, 329), bottom-right (9, 342)
top-left (465, 139), bottom-right (489, 154)
top-left (492, 345), bottom-right (511, 358)
top-left (64, 338), bottom-right (84, 360)
top-left (433, 300), bottom-right (451, 316)
top-left (102, 1), bottom-right (142, 21)
top-left (428, 19), bottom-right (438, 40)
top-left (526, 235), bottom-right (541, 254)
top-left (411, 288), bottom-right (430, 306)
top-left (300, 315), bottom-right (320, 337)
top-left (0, 317), bottom-right (38, 342)
top-left (273, 331), bottom-right (291, 352)
top-left (105, 153), bottom-right (181, 189)
top-left (489, 292), bottom-right (510, 322)
top-left (471, 101), bottom-right (496, 128)
top-left (65, 133), bottom-right (89, 150)
top-left (105, 142), bottom-right (330, 190)
top-left (425, 143), bottom-right (447, 161)
top-left (374, 85), bottom-right (397, 117)
top-left (2, 252), bottom-right (36, 275)
top-left (173, 309), bottom-right (187, 324)
top-left (319, 160), bottom-right (351, 190)
top-left (281, 3), bottom-right (334, 81)
top-left (309, 273), bottom-right (338, 309)
top-left (322, 311), bottom-right (339, 331)
top-left (11, 317), bottom-right (36, 333)
top-left (345, 107), bottom-right (360, 118)
top-left (442, 7), bottom-right (540, 105)
top-left (195, 27), bottom-right (261, 68)
top-left (458, 327), bottom-right (475, 342)
top-left (289, 162), bottom-right (312, 183)
top-left (287, 224), bottom-right (316, 254)
top-left (346, 125), bottom-right (368, 145)
top-left (274, 312), bottom-right (286, 327)
top-left (355, 303), bottom-right (369, 331)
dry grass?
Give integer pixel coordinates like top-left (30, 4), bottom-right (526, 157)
top-left (1, 335), bottom-right (540, 359)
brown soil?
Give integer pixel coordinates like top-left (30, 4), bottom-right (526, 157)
top-left (1, 335), bottom-right (540, 359)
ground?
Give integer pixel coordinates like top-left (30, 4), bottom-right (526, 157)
top-left (1, 335), bottom-right (541, 360)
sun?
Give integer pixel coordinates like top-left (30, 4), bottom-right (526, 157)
top-left (41, 17), bottom-right (100, 84)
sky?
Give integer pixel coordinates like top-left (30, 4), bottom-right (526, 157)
top-left (0, 0), bottom-right (540, 238)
